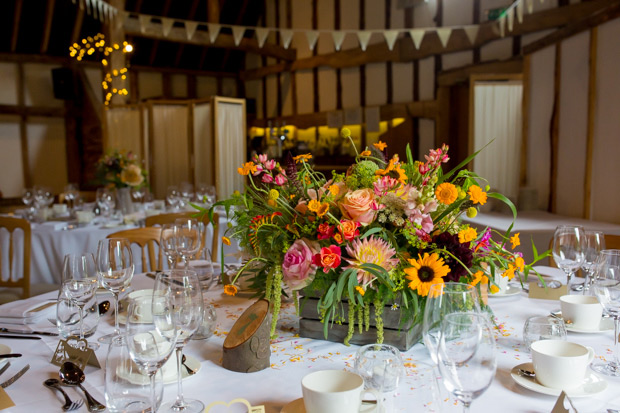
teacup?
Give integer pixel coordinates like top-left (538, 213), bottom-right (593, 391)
top-left (302, 370), bottom-right (378, 413)
top-left (530, 340), bottom-right (595, 389)
top-left (126, 289), bottom-right (154, 322)
top-left (493, 273), bottom-right (509, 294)
top-left (560, 295), bottom-right (603, 331)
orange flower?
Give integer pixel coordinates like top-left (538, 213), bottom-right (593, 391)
top-left (237, 162), bottom-right (257, 176)
top-left (510, 233), bottom-right (521, 249)
top-left (333, 233), bottom-right (343, 244)
top-left (224, 284), bottom-right (238, 296)
top-left (308, 199), bottom-right (320, 213)
top-left (293, 153), bottom-right (313, 163)
top-left (373, 141), bottom-right (387, 151)
top-left (435, 182), bottom-right (458, 205)
top-left (515, 256), bottom-right (525, 272)
top-left (467, 185), bottom-right (488, 205)
top-left (470, 270), bottom-right (489, 287)
top-left (360, 150), bottom-right (371, 157)
top-left (355, 286), bottom-right (365, 296)
top-left (338, 220), bottom-right (360, 241)
top-left (328, 184), bottom-right (340, 196)
top-left (316, 202), bottom-right (329, 217)
top-left (222, 236), bottom-right (231, 246)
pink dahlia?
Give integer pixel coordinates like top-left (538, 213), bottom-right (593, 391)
top-left (345, 236), bottom-right (399, 287)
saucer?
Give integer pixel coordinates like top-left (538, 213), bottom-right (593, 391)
top-left (0, 344), bottom-right (11, 367)
top-left (510, 362), bottom-right (607, 397)
top-left (280, 398), bottom-right (377, 413)
top-left (556, 312), bottom-right (614, 333)
top-left (117, 354), bottom-right (201, 385)
top-left (489, 285), bottom-right (521, 298)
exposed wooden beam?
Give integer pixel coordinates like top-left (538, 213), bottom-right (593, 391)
top-left (71, 4), bottom-right (85, 44)
top-left (250, 100), bottom-right (438, 130)
top-left (523, 2), bottom-right (620, 55)
top-left (241, 0), bottom-right (617, 80)
top-left (437, 58), bottom-right (523, 86)
top-left (0, 104), bottom-right (66, 118)
top-left (208, 0), bottom-right (220, 22)
top-left (40, 0), bottom-right (56, 54)
top-left (549, 44), bottom-right (561, 213)
top-left (123, 16), bottom-right (296, 61)
top-left (584, 28), bottom-right (598, 219)
top-left (11, 0), bottom-right (23, 52)
top-left (16, 63), bottom-right (31, 188)
top-left (520, 54), bottom-right (530, 187)
top-left (174, 0), bottom-right (201, 67)
top-left (149, 0), bottom-right (173, 66)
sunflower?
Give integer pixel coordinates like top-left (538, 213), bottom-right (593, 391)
top-left (224, 284), bottom-right (238, 296)
top-left (435, 182), bottom-right (458, 205)
top-left (404, 253), bottom-right (451, 297)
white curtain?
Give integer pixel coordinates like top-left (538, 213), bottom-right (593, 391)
top-left (215, 100), bottom-right (245, 199)
top-left (193, 102), bottom-right (213, 186)
top-left (151, 105), bottom-right (190, 199)
top-left (473, 82), bottom-right (523, 201)
top-left (105, 107), bottom-right (142, 160)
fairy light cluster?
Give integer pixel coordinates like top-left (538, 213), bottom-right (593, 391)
top-left (69, 33), bottom-right (134, 105)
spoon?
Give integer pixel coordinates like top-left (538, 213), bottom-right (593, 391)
top-left (98, 300), bottom-right (110, 315)
top-left (43, 378), bottom-right (83, 411)
top-left (518, 368), bottom-right (536, 378)
top-left (59, 362), bottom-right (106, 412)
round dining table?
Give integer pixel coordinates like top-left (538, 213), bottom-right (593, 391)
top-left (0, 269), bottom-right (619, 412)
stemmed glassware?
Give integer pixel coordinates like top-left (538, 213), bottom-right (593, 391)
top-left (97, 238), bottom-right (134, 344)
top-left (125, 295), bottom-right (178, 413)
top-left (354, 344), bottom-right (404, 413)
top-left (166, 186), bottom-right (180, 211)
top-left (154, 270), bottom-right (203, 413)
top-left (590, 249), bottom-right (620, 376)
top-left (579, 231), bottom-right (605, 292)
top-left (437, 312), bottom-right (496, 413)
top-left (174, 218), bottom-right (202, 268)
top-left (96, 188), bottom-right (116, 222)
top-left (422, 282), bottom-right (481, 363)
top-left (552, 225), bottom-right (586, 290)
top-left (131, 186), bottom-right (147, 205)
top-left (160, 223), bottom-right (179, 269)
top-left (21, 188), bottom-right (35, 220)
top-left (61, 253), bottom-right (99, 341)
top-left (64, 183), bottom-right (80, 214)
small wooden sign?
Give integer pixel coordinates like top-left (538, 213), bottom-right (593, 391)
top-left (51, 336), bottom-right (101, 370)
top-left (222, 299), bottom-right (271, 373)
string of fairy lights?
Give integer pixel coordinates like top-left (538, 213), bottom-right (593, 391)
top-left (68, 33), bottom-right (134, 105)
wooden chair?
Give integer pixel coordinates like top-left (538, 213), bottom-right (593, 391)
top-left (145, 211), bottom-right (219, 262)
top-left (0, 216), bottom-right (57, 303)
top-left (107, 227), bottom-right (164, 273)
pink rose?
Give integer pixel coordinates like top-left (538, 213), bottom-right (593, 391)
top-left (338, 188), bottom-right (377, 226)
top-left (282, 238), bottom-right (319, 290)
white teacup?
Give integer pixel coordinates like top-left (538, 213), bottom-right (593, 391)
top-left (493, 273), bottom-right (509, 294)
top-left (302, 370), bottom-right (378, 413)
top-left (127, 289), bottom-right (154, 322)
top-left (531, 340), bottom-right (595, 389)
top-left (560, 295), bottom-right (603, 331)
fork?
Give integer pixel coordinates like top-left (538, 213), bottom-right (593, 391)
top-left (44, 379), bottom-right (84, 411)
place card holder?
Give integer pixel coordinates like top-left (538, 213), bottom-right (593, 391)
top-left (0, 388), bottom-right (15, 410)
top-left (528, 282), bottom-right (567, 300)
top-left (50, 336), bottom-right (101, 371)
top-left (550, 391), bottom-right (577, 413)
top-left (204, 398), bottom-right (265, 413)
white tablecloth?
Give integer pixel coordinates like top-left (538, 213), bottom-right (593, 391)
top-left (462, 211), bottom-right (620, 265)
top-left (1, 273), bottom-right (620, 412)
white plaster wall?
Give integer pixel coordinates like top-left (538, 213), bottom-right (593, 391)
top-left (138, 72), bottom-right (163, 100)
top-left (171, 74), bottom-right (187, 98)
top-left (0, 64), bottom-right (18, 105)
top-left (196, 76), bottom-right (217, 99)
top-left (27, 117), bottom-right (68, 195)
top-left (23, 64), bottom-right (63, 107)
top-left (84, 67), bottom-right (103, 102)
top-left (221, 78), bottom-right (237, 97)
top-left (0, 116), bottom-right (24, 198)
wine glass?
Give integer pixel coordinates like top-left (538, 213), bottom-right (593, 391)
top-left (97, 188), bottom-right (115, 221)
top-left (580, 231), bottom-right (605, 292)
top-left (154, 270), bottom-right (203, 413)
top-left (166, 186), bottom-right (180, 211)
top-left (422, 282), bottom-right (481, 364)
top-left (179, 182), bottom-right (194, 208)
top-left (437, 312), bottom-right (496, 412)
top-left (64, 183), bottom-right (79, 213)
top-left (21, 188), bottom-right (35, 219)
top-left (174, 218), bottom-right (202, 268)
top-left (354, 344), bottom-right (404, 413)
top-left (131, 186), bottom-right (146, 205)
top-left (125, 295), bottom-right (178, 413)
top-left (522, 315), bottom-right (567, 351)
top-left (160, 223), bottom-right (179, 269)
top-left (97, 238), bottom-right (134, 344)
top-left (590, 249), bottom-right (620, 376)
top-left (61, 253), bottom-right (99, 341)
top-left (552, 225), bottom-right (586, 290)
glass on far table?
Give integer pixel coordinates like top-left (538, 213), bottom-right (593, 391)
top-left (522, 315), bottom-right (567, 352)
top-left (552, 225), bottom-right (586, 292)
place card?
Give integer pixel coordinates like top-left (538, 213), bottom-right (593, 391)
top-left (0, 388), bottom-right (15, 411)
top-left (550, 391), bottom-right (577, 413)
top-left (50, 336), bottom-right (100, 371)
top-left (528, 282), bottom-right (567, 300)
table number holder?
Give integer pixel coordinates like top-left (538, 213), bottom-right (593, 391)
top-left (51, 336), bottom-right (101, 371)
top-left (204, 398), bottom-right (265, 413)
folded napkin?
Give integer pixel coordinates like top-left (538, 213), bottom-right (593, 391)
top-left (0, 300), bottom-right (57, 325)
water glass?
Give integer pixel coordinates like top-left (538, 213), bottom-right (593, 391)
top-left (61, 253), bottom-right (99, 341)
top-left (166, 186), bottom-right (180, 211)
top-left (174, 218), bottom-right (202, 267)
top-left (160, 223), bottom-right (178, 269)
top-left (581, 231), bottom-right (605, 291)
top-left (552, 225), bottom-right (586, 290)
top-left (56, 290), bottom-right (99, 339)
top-left (354, 344), bottom-right (404, 413)
top-left (192, 303), bottom-right (217, 340)
top-left (522, 315), bottom-right (567, 351)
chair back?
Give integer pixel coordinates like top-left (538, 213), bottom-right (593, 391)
top-left (0, 216), bottom-right (31, 298)
top-left (106, 227), bottom-right (163, 273)
top-left (145, 211), bottom-right (219, 261)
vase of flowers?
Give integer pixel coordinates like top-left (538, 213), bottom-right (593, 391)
top-left (197, 129), bottom-right (547, 349)
top-left (95, 150), bottom-right (147, 215)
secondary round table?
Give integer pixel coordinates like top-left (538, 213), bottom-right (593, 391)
top-left (1, 276), bottom-right (620, 412)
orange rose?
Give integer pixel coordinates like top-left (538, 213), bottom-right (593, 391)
top-left (338, 188), bottom-right (377, 226)
top-left (338, 219), bottom-right (360, 241)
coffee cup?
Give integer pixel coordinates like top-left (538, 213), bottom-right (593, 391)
top-left (126, 289), bottom-right (154, 322)
top-left (530, 340), bottom-right (595, 389)
top-left (560, 295), bottom-right (603, 331)
top-left (302, 370), bottom-right (378, 413)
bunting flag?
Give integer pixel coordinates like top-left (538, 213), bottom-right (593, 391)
top-left (162, 18), bottom-right (174, 37)
top-left (280, 29), bottom-right (294, 49)
top-left (383, 30), bottom-right (399, 51)
top-left (409, 29), bottom-right (425, 49)
top-left (526, 0), bottom-right (534, 13)
top-left (85, 0), bottom-right (91, 14)
top-left (436, 28), bottom-right (452, 48)
top-left (78, 0), bottom-right (84, 10)
top-left (306, 30), bottom-right (319, 51)
top-left (139, 15), bottom-right (150, 33)
top-left (185, 21), bottom-right (198, 40)
top-left (232, 26), bottom-right (246, 46)
top-left (463, 25), bottom-right (479, 45)
top-left (516, 0), bottom-right (524, 23)
top-left (255, 28), bottom-right (270, 48)
top-left (356, 31), bottom-right (371, 51)
top-left (498, 16), bottom-right (506, 37)
top-left (208, 23), bottom-right (221, 43)
top-left (507, 8), bottom-right (514, 32)
top-left (332, 31), bottom-right (345, 51)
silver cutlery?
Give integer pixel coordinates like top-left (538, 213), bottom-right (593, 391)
top-left (0, 354), bottom-right (21, 359)
top-left (59, 362), bottom-right (106, 412)
top-left (518, 368), bottom-right (536, 378)
top-left (0, 362), bottom-right (10, 378)
top-left (44, 378), bottom-right (84, 411)
top-left (0, 328), bottom-right (58, 336)
top-left (0, 334), bottom-right (41, 340)
top-left (0, 364), bottom-right (30, 388)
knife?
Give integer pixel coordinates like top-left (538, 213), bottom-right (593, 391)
top-left (0, 334), bottom-right (41, 340)
top-left (0, 328), bottom-right (58, 337)
top-left (0, 354), bottom-right (21, 359)
top-left (0, 364), bottom-right (30, 388)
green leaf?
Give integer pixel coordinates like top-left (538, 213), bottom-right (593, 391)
top-left (406, 144), bottom-right (414, 165)
top-left (433, 199), bottom-right (465, 223)
top-left (335, 270), bottom-right (350, 302)
top-left (347, 274), bottom-right (359, 306)
top-left (361, 227), bottom-right (382, 239)
top-left (438, 140), bottom-right (493, 184)
top-left (487, 192), bottom-right (517, 221)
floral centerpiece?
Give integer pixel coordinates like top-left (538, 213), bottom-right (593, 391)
top-left (200, 130), bottom-right (547, 345)
top-left (95, 149), bottom-right (147, 189)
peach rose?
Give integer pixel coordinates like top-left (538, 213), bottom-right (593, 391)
top-left (338, 188), bottom-right (377, 226)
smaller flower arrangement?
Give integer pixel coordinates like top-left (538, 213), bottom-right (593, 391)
top-left (95, 149), bottom-right (147, 188)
